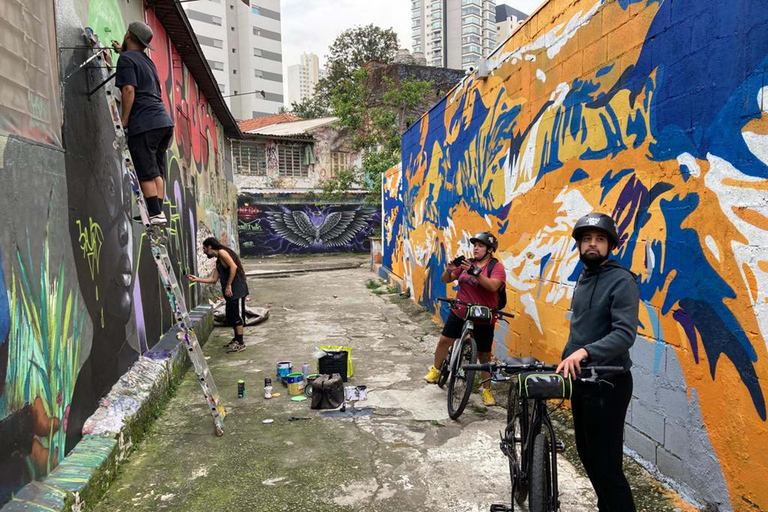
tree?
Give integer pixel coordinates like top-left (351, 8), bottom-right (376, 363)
top-left (323, 68), bottom-right (433, 204)
top-left (286, 95), bottom-right (331, 119)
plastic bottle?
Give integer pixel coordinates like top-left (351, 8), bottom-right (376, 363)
top-left (302, 362), bottom-right (309, 381)
top-left (264, 377), bottom-right (273, 399)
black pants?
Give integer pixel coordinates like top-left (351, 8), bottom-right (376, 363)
top-left (571, 371), bottom-right (636, 512)
top-left (127, 126), bottom-right (173, 181)
top-left (225, 297), bottom-right (246, 328)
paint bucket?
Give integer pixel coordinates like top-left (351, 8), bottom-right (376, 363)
top-left (304, 374), bottom-right (321, 397)
top-left (276, 361), bottom-right (292, 383)
top-left (286, 373), bottom-right (305, 396)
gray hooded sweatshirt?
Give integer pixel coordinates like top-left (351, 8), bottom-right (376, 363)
top-left (562, 259), bottom-right (639, 372)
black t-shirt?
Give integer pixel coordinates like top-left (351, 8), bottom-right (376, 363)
top-left (115, 50), bottom-right (174, 136)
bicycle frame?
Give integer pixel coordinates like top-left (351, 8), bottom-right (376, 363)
top-left (448, 319), bottom-right (475, 372)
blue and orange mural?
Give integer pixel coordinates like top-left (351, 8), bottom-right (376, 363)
top-left (384, 0), bottom-right (768, 509)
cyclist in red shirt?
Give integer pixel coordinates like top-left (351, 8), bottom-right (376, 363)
top-left (424, 232), bottom-right (506, 406)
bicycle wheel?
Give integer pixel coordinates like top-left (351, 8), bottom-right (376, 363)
top-left (529, 432), bottom-right (552, 512)
top-left (446, 334), bottom-right (477, 419)
top-left (436, 349), bottom-right (451, 389)
top-left (505, 378), bottom-right (528, 505)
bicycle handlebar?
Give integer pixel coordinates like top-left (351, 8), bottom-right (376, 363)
top-left (462, 362), bottom-right (625, 379)
top-left (436, 297), bottom-right (515, 319)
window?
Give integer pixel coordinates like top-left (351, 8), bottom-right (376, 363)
top-left (431, 11), bottom-right (441, 18)
top-left (430, 1), bottom-right (440, 9)
top-left (413, 27), bottom-right (421, 36)
top-left (232, 141), bottom-right (267, 176)
top-left (463, 44), bottom-right (481, 54)
top-left (211, 15), bottom-right (222, 25)
top-left (331, 151), bottom-right (351, 176)
top-left (463, 35), bottom-right (481, 44)
top-left (253, 48), bottom-right (262, 57)
top-left (413, 45), bottom-right (422, 53)
top-left (462, 25), bottom-right (480, 35)
top-left (431, 20), bottom-right (441, 29)
top-left (277, 143), bottom-right (308, 177)
top-left (412, 18), bottom-right (420, 27)
top-left (207, 59), bottom-right (224, 71)
top-left (251, 5), bottom-right (260, 14)
top-left (218, 83), bottom-right (226, 93)
top-left (254, 69), bottom-right (263, 78)
top-left (462, 55), bottom-right (477, 64)
top-left (462, 0), bottom-right (481, 4)
top-left (463, 14), bottom-right (481, 25)
top-left (253, 28), bottom-right (262, 36)
top-left (462, 6), bottom-right (481, 15)
top-left (431, 59), bottom-right (442, 66)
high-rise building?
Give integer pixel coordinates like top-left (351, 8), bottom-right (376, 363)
top-left (495, 4), bottom-right (529, 46)
top-left (411, 0), bottom-right (497, 70)
top-left (183, 0), bottom-right (284, 120)
top-left (287, 53), bottom-right (320, 106)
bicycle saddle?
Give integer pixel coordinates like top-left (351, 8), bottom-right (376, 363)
top-left (502, 356), bottom-right (540, 366)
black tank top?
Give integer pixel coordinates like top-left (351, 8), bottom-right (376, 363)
top-left (217, 258), bottom-right (249, 299)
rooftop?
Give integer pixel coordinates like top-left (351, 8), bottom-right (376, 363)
top-left (238, 113), bottom-right (300, 133)
top-left (495, 3), bottom-right (529, 23)
top-left (245, 117), bottom-right (338, 138)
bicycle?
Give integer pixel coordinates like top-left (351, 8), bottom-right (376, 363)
top-left (463, 358), bottom-right (624, 512)
top-left (435, 297), bottom-right (514, 420)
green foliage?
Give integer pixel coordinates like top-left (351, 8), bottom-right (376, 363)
top-left (320, 167), bottom-right (361, 201)
top-left (365, 279), bottom-right (380, 289)
top-left (330, 69), bottom-right (433, 203)
top-left (287, 95), bottom-right (331, 120)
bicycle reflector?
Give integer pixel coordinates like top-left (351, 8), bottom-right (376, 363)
top-left (466, 305), bottom-right (493, 323)
top-left (519, 372), bottom-right (573, 400)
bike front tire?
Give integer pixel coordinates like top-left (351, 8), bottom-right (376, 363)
top-left (529, 432), bottom-right (552, 512)
top-left (446, 334), bottom-right (477, 420)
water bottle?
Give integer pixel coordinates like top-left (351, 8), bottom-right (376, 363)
top-left (302, 362), bottom-right (309, 381)
top-left (264, 377), bottom-right (272, 399)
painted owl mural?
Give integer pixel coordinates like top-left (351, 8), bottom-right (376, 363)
top-left (384, 0), bottom-right (768, 509)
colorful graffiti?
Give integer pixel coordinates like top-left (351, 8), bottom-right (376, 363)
top-left (0, 0), bottom-right (237, 505)
top-left (384, 0), bottom-right (768, 509)
top-left (238, 200), bottom-right (380, 256)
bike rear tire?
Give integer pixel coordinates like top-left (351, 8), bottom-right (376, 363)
top-left (446, 335), bottom-right (477, 420)
top-left (529, 432), bottom-right (551, 512)
top-left (506, 379), bottom-right (528, 505)
top-left (437, 351), bottom-right (451, 389)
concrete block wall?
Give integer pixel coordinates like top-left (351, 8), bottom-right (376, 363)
top-left (382, 0), bottom-right (768, 509)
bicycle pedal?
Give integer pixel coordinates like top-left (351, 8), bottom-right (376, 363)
top-left (490, 504), bottom-right (512, 512)
top-left (555, 440), bottom-right (566, 453)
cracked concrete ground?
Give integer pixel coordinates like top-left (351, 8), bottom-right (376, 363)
top-left (92, 254), bottom-right (694, 512)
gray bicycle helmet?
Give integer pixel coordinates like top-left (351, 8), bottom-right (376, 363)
top-left (469, 231), bottom-right (498, 251)
top-left (572, 213), bottom-right (619, 246)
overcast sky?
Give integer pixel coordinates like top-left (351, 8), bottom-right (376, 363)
top-left (280, 0), bottom-right (546, 97)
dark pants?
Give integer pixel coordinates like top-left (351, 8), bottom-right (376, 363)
top-left (127, 126), bottom-right (173, 181)
top-left (225, 297), bottom-right (246, 328)
top-left (571, 371), bottom-right (636, 512)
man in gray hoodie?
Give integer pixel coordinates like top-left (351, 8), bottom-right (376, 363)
top-left (557, 212), bottom-right (638, 512)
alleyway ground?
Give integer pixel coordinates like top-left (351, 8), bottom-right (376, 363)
top-left (94, 254), bottom-right (693, 512)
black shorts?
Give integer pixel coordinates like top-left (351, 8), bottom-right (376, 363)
top-left (127, 126), bottom-right (173, 181)
top-left (441, 311), bottom-right (495, 353)
top-left (225, 297), bottom-right (247, 327)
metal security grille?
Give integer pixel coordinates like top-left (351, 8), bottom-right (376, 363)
top-left (331, 151), bottom-right (351, 176)
top-left (278, 143), bottom-right (308, 177)
top-left (232, 140), bottom-right (266, 176)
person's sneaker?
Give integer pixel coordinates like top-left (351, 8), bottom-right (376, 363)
top-left (150, 212), bottom-right (168, 226)
top-left (227, 342), bottom-right (246, 353)
top-left (424, 366), bottom-right (441, 384)
top-left (482, 388), bottom-right (496, 406)
top-left (223, 339), bottom-right (237, 348)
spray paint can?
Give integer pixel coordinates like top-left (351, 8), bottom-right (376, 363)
top-left (302, 362), bottom-right (309, 381)
top-left (237, 380), bottom-right (246, 398)
top-left (264, 377), bottom-right (273, 399)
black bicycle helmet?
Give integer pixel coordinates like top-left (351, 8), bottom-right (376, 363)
top-left (572, 213), bottom-right (619, 246)
top-left (469, 231), bottom-right (498, 251)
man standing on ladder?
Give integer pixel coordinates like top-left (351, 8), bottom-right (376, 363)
top-left (111, 21), bottom-right (173, 226)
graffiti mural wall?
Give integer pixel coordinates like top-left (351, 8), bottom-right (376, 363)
top-left (0, 0), bottom-right (237, 504)
top-left (238, 199), bottom-right (379, 256)
top-left (384, 0), bottom-right (768, 509)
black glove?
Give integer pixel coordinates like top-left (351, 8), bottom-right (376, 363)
top-left (468, 266), bottom-right (481, 277)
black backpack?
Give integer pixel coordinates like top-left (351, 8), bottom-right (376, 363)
top-left (487, 258), bottom-right (507, 310)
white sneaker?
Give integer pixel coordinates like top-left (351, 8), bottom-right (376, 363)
top-left (149, 212), bottom-right (168, 226)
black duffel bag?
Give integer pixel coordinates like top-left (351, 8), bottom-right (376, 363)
top-left (310, 373), bottom-right (344, 409)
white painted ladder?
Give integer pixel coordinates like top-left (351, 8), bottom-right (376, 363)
top-left (83, 28), bottom-right (226, 435)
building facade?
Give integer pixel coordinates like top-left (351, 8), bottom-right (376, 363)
top-left (287, 52), bottom-right (320, 107)
top-left (183, 0), bottom-right (284, 119)
top-left (411, 0), bottom-right (496, 69)
top-left (495, 4), bottom-right (528, 45)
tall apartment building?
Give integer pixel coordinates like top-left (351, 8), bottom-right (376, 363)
top-left (496, 4), bottom-right (529, 45)
top-left (411, 0), bottom-right (496, 70)
top-left (183, 0), bottom-right (284, 120)
top-left (286, 53), bottom-right (320, 106)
